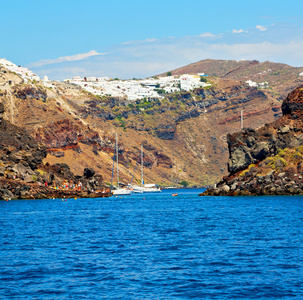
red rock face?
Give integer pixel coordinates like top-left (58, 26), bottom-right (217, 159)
top-left (0, 104), bottom-right (106, 199)
top-left (34, 119), bottom-right (103, 153)
top-left (0, 103), bottom-right (46, 168)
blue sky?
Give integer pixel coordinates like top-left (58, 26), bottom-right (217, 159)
top-left (2, 0), bottom-right (303, 79)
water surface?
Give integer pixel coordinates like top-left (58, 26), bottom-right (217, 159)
top-left (1, 189), bottom-right (302, 299)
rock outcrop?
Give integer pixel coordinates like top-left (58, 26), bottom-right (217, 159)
top-left (34, 119), bottom-right (105, 154)
top-left (0, 103), bottom-right (110, 200)
top-left (201, 85), bottom-right (303, 196)
top-left (0, 63), bottom-right (284, 187)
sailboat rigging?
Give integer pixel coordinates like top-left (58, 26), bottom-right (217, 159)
top-left (111, 133), bottom-right (131, 196)
top-left (131, 144), bottom-right (161, 193)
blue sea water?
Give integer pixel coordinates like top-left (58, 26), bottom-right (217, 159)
top-left (0, 189), bottom-right (303, 299)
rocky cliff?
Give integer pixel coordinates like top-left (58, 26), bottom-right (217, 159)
top-left (0, 103), bottom-right (110, 200)
top-left (201, 85), bottom-right (303, 196)
top-left (0, 63), bottom-right (284, 187)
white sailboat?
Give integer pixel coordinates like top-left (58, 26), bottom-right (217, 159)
top-left (112, 133), bottom-right (132, 196)
top-left (132, 145), bottom-right (161, 193)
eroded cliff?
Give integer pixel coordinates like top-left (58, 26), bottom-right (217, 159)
top-left (0, 64), bottom-right (284, 187)
top-left (0, 103), bottom-right (110, 200)
top-left (202, 85), bottom-right (303, 196)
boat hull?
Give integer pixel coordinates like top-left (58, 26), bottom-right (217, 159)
top-left (112, 189), bottom-right (132, 195)
top-left (132, 186), bottom-right (161, 193)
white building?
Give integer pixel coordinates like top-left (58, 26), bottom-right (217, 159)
top-left (246, 80), bottom-right (258, 87)
top-left (246, 80), bottom-right (269, 88)
top-left (0, 58), bottom-right (40, 82)
top-left (65, 73), bottom-right (212, 100)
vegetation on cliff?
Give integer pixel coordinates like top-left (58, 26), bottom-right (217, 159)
top-left (0, 60), bottom-right (294, 187)
top-left (202, 85), bottom-right (303, 196)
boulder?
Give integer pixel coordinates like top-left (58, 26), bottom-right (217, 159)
top-left (279, 125), bottom-right (290, 134)
top-left (221, 185), bottom-right (230, 193)
top-left (12, 163), bottom-right (30, 177)
top-left (2, 189), bottom-right (14, 199)
top-left (83, 168), bottom-right (95, 179)
top-left (289, 134), bottom-right (303, 148)
top-left (228, 147), bottom-right (252, 173)
top-left (251, 141), bottom-right (270, 160)
top-left (43, 172), bottom-right (55, 184)
top-left (24, 174), bottom-right (35, 183)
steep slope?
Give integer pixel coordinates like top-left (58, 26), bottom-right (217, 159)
top-left (0, 64), bottom-right (282, 187)
top-left (202, 85), bottom-right (303, 196)
top-left (163, 59), bottom-right (303, 99)
top-left (0, 102), bottom-right (109, 200)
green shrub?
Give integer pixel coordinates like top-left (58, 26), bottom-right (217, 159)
top-left (116, 115), bottom-right (126, 128)
top-left (180, 180), bottom-right (189, 187)
top-left (277, 148), bottom-right (288, 157)
top-left (239, 164), bottom-right (255, 177)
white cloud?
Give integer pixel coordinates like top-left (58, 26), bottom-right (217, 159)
top-left (199, 32), bottom-right (216, 38)
top-left (256, 25), bottom-right (267, 31)
top-left (29, 24), bottom-right (303, 80)
top-left (145, 38), bottom-right (156, 43)
top-left (232, 29), bottom-right (245, 34)
top-left (28, 50), bottom-right (107, 67)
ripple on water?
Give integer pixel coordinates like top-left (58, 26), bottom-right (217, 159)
top-left (0, 191), bottom-right (303, 299)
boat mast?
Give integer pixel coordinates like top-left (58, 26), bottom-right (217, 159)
top-left (110, 137), bottom-right (116, 193)
top-left (141, 144), bottom-right (144, 186)
top-left (116, 133), bottom-right (119, 189)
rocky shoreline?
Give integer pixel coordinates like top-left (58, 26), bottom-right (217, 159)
top-left (0, 102), bottom-right (111, 200)
top-left (0, 177), bottom-right (111, 200)
top-left (201, 167), bottom-right (303, 196)
top-left (201, 85), bottom-right (303, 196)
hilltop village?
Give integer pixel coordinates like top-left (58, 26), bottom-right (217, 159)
top-left (0, 58), bottom-right (274, 101)
top-left (0, 57), bottom-right (298, 193)
top-left (61, 74), bottom-right (211, 100)
top-left (0, 58), bottom-right (41, 83)
top-left (0, 58), bottom-right (211, 100)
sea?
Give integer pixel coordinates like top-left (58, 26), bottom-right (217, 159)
top-left (0, 189), bottom-right (302, 299)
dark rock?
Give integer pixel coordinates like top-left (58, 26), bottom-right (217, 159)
top-left (83, 168), bottom-right (95, 179)
top-left (43, 172), bottom-right (55, 184)
top-left (227, 146), bottom-right (253, 173)
top-left (201, 85), bottom-right (303, 196)
top-left (2, 189), bottom-right (14, 199)
top-left (154, 125), bottom-right (176, 140)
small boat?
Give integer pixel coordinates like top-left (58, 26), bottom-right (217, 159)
top-left (111, 133), bottom-right (132, 196)
top-left (131, 145), bottom-right (161, 193)
top-left (132, 184), bottom-right (161, 193)
top-left (172, 193), bottom-right (178, 197)
top-left (113, 188), bottom-right (131, 196)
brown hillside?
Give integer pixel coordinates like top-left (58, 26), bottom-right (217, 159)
top-left (0, 65), bottom-right (282, 187)
top-left (161, 59), bottom-right (303, 99)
